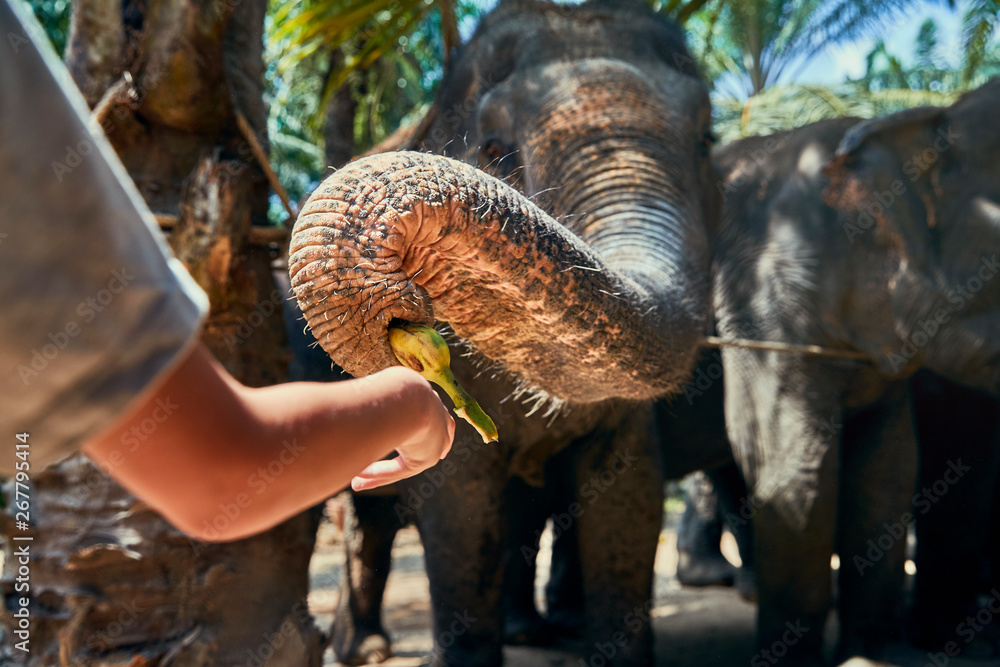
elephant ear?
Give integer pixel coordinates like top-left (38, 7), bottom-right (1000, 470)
top-left (825, 106), bottom-right (945, 192)
top-left (833, 105), bottom-right (946, 162)
top-left (823, 105), bottom-right (947, 205)
top-left (822, 104), bottom-right (952, 257)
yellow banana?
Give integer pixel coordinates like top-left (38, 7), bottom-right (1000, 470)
top-left (388, 322), bottom-right (499, 444)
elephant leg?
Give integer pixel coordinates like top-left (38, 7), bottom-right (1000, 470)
top-left (333, 491), bottom-right (402, 665)
top-left (735, 373), bottom-right (842, 666)
top-left (544, 443), bottom-right (586, 639)
top-left (710, 462), bottom-right (757, 601)
top-left (676, 470), bottom-right (736, 588)
top-left (413, 432), bottom-right (508, 667)
top-left (836, 381), bottom-right (917, 661)
top-left (574, 407), bottom-right (663, 667)
top-left (502, 476), bottom-right (549, 645)
top-left (907, 372), bottom-right (1000, 655)
top-left (753, 499), bottom-right (836, 666)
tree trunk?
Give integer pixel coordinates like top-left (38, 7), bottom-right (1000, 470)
top-left (0, 0), bottom-right (324, 664)
top-left (323, 49), bottom-right (358, 172)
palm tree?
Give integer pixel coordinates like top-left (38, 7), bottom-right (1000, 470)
top-left (700, 0), bottom-right (999, 140)
top-left (690, 0), bottom-right (914, 97)
top-left (854, 4), bottom-right (1000, 94)
top-left (263, 0), bottom-right (473, 222)
top-left (960, 0), bottom-right (1000, 86)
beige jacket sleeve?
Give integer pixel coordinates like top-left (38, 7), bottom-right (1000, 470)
top-left (0, 0), bottom-right (209, 474)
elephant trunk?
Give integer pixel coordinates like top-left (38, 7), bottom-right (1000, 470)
top-left (289, 146), bottom-right (707, 405)
top-left (545, 137), bottom-right (708, 317)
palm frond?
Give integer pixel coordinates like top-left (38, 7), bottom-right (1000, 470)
top-left (270, 0), bottom-right (456, 80)
top-left (693, 0), bottom-right (924, 95)
top-left (712, 83), bottom-right (960, 142)
top-left (961, 0), bottom-right (1000, 85)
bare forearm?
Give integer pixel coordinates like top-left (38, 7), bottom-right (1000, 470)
top-left (84, 343), bottom-right (449, 541)
top-left (221, 369), bottom-right (444, 540)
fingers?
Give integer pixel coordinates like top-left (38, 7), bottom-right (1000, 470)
top-left (440, 413), bottom-right (456, 459)
top-left (351, 414), bottom-right (454, 491)
top-left (352, 457), bottom-right (413, 491)
top-left (352, 381), bottom-right (457, 492)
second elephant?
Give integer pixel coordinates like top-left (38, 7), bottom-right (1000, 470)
top-left (713, 80), bottom-right (1000, 664)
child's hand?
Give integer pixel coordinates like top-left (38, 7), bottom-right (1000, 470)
top-left (351, 371), bottom-right (456, 491)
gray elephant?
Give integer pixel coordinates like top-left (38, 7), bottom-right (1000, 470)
top-left (288, 0), bottom-right (718, 665)
top-left (712, 79), bottom-right (1000, 664)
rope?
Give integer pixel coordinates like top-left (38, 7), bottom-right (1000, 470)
top-left (701, 335), bottom-right (870, 361)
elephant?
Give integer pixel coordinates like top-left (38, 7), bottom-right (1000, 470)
top-left (287, 0), bottom-right (718, 665)
top-left (675, 464), bottom-right (755, 596)
top-left (711, 79), bottom-right (1000, 664)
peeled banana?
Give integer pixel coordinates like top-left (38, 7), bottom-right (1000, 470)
top-left (388, 322), bottom-right (499, 444)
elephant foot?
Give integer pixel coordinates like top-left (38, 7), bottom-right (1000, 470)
top-left (504, 607), bottom-right (552, 646)
top-left (735, 566), bottom-right (758, 602)
top-left (332, 621), bottom-right (392, 665)
top-left (676, 549), bottom-right (736, 588)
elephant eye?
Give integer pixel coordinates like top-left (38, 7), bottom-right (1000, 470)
top-left (479, 137), bottom-right (520, 180)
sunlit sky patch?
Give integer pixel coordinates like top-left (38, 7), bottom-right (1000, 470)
top-left (796, 1), bottom-right (966, 84)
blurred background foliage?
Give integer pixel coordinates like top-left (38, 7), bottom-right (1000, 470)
top-left (686, 0), bottom-right (999, 139)
top-left (26, 0), bottom-right (70, 53)
top-left (25, 0), bottom-right (1000, 220)
top-left (261, 0), bottom-right (482, 220)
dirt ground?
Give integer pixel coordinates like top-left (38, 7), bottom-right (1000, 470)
top-left (307, 509), bottom-right (991, 667)
top-left (0, 512), bottom-right (989, 665)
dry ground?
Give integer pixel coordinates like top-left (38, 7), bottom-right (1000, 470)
top-left (0, 512), bottom-right (989, 665)
top-left (308, 508), bottom-right (991, 667)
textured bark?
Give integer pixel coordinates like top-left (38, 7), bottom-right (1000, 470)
top-left (1, 461), bottom-right (321, 665)
top-left (64, 0), bottom-right (124, 106)
top-left (0, 0), bottom-right (322, 664)
top-left (323, 50), bottom-right (358, 171)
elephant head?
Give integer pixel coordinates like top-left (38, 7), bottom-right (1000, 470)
top-left (825, 79), bottom-right (1000, 394)
top-left (289, 0), bottom-right (716, 405)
